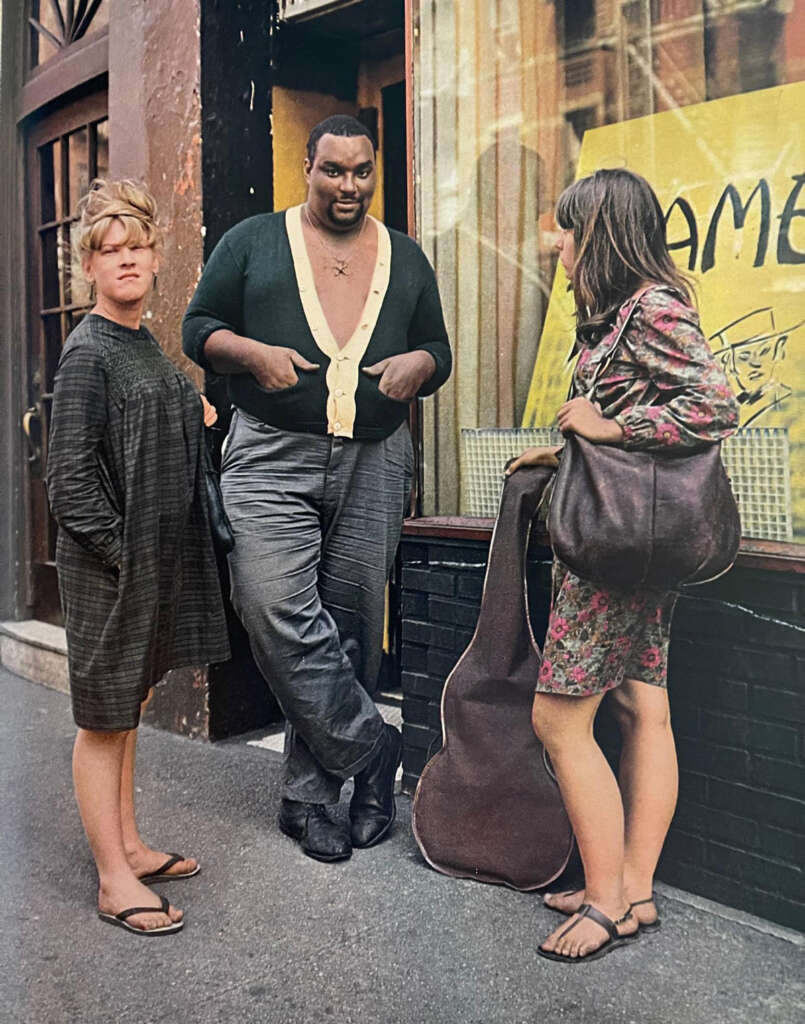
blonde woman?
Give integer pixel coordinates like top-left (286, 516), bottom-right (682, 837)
top-left (47, 180), bottom-right (230, 936)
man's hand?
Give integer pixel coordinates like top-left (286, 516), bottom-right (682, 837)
top-left (362, 350), bottom-right (436, 402)
top-left (557, 396), bottom-right (624, 444)
top-left (248, 345), bottom-right (320, 391)
top-left (504, 446), bottom-right (562, 476)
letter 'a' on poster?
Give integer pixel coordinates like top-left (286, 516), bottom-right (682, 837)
top-left (522, 80), bottom-right (805, 541)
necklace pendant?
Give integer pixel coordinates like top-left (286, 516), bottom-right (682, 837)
top-left (333, 260), bottom-right (350, 277)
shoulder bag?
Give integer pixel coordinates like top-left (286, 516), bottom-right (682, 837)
top-left (547, 293), bottom-right (741, 590)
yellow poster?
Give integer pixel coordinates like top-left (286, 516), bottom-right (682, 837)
top-left (522, 82), bottom-right (805, 539)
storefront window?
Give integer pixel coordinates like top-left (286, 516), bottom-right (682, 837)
top-left (413, 0), bottom-right (805, 545)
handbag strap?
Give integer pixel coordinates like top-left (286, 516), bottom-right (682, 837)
top-left (572, 284), bottom-right (654, 401)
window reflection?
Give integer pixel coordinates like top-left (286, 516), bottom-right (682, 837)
top-left (414, 0), bottom-right (805, 543)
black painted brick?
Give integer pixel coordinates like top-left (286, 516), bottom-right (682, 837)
top-left (669, 700), bottom-right (699, 738)
top-left (705, 842), bottom-right (803, 894)
top-left (400, 644), bottom-right (428, 673)
top-left (750, 686), bottom-right (805, 725)
top-left (401, 591), bottom-right (428, 618)
top-left (678, 771), bottom-right (708, 804)
top-left (696, 712), bottom-right (794, 761)
top-left (698, 710), bottom-right (747, 749)
top-left (401, 697), bottom-right (441, 731)
top-left (401, 567), bottom-right (456, 596)
top-left (425, 542), bottom-right (488, 566)
top-left (401, 671), bottom-right (444, 702)
top-left (401, 619), bottom-right (455, 651)
top-left (455, 628), bottom-right (475, 650)
top-left (399, 540), bottom-right (428, 564)
top-left (401, 696), bottom-right (429, 726)
top-left (750, 755), bottom-right (805, 799)
top-left (456, 574), bottom-right (484, 600)
top-left (721, 647), bottom-right (796, 686)
top-left (673, 599), bottom-right (733, 639)
top-left (429, 596), bottom-right (480, 629)
top-left (676, 737), bottom-right (750, 782)
top-left (426, 648), bottom-right (459, 680)
top-left (657, 861), bottom-right (805, 932)
top-left (663, 828), bottom-right (706, 865)
top-left (705, 679), bottom-right (749, 713)
top-left (758, 826), bottom-right (802, 866)
top-left (402, 721), bottom-right (439, 752)
top-left (748, 720), bottom-right (799, 759)
top-left (709, 779), bottom-right (804, 832)
top-left (674, 802), bottom-right (759, 850)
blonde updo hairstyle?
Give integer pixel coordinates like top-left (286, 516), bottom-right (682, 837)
top-left (74, 178), bottom-right (162, 280)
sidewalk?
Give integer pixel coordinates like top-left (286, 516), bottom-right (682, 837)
top-left (1, 665), bottom-right (802, 1024)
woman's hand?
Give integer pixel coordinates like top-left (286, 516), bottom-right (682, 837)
top-left (505, 445), bottom-right (562, 476)
top-left (200, 394), bottom-right (218, 427)
top-left (557, 397), bottom-right (624, 443)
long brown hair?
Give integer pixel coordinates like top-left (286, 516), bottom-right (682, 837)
top-left (556, 168), bottom-right (693, 343)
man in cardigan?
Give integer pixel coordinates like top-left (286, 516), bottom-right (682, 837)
top-left (183, 116), bottom-right (451, 862)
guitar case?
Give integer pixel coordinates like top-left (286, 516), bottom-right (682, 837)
top-left (412, 464), bottom-right (574, 890)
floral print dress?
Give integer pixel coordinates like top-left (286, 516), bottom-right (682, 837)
top-left (537, 285), bottom-right (740, 697)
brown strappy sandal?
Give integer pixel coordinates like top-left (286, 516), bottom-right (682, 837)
top-left (538, 903), bottom-right (638, 964)
top-left (630, 895), bottom-right (661, 932)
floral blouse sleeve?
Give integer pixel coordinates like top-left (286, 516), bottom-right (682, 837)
top-left (613, 289), bottom-right (740, 452)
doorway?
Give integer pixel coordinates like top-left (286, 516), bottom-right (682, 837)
top-left (23, 90), bottom-right (109, 624)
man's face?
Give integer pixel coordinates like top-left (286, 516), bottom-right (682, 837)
top-left (304, 133), bottom-right (376, 230)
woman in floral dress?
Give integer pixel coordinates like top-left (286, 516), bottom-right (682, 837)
top-left (507, 169), bottom-right (739, 963)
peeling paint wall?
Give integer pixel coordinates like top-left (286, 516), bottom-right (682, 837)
top-left (109, 0), bottom-right (204, 387)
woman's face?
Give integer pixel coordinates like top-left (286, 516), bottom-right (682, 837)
top-left (84, 219), bottom-right (159, 307)
top-left (555, 225), bottom-right (576, 275)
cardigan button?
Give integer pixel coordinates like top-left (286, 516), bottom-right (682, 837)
top-left (333, 421), bottom-right (342, 431)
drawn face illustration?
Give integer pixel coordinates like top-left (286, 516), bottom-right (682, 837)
top-left (730, 334), bottom-right (787, 395)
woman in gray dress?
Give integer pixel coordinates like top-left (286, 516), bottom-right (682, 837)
top-left (47, 180), bottom-right (230, 936)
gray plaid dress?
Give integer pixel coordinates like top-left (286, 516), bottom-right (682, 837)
top-left (47, 314), bottom-right (230, 731)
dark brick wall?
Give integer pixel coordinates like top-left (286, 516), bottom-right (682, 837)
top-left (399, 535), bottom-right (805, 932)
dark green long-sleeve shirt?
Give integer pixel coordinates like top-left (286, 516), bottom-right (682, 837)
top-left (182, 206), bottom-right (451, 441)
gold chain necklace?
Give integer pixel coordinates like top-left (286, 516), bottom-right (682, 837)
top-left (304, 205), bottom-right (367, 278)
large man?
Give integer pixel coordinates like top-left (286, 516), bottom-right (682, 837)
top-left (183, 116), bottom-right (451, 862)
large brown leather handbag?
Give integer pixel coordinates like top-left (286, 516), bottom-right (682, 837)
top-left (548, 435), bottom-right (740, 589)
top-left (412, 465), bottom-right (574, 890)
top-left (548, 296), bottom-right (741, 590)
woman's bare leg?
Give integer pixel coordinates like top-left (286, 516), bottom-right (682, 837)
top-left (119, 691), bottom-right (197, 879)
top-left (532, 692), bottom-right (637, 957)
top-left (543, 679), bottom-right (677, 927)
top-left (610, 678), bottom-right (677, 923)
top-left (73, 727), bottom-right (182, 931)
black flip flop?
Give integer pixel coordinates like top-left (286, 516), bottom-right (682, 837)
top-left (538, 903), bottom-right (638, 964)
top-left (139, 853), bottom-right (200, 884)
top-left (98, 893), bottom-right (184, 936)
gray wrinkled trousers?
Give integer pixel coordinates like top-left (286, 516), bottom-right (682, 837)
top-left (221, 410), bottom-right (413, 803)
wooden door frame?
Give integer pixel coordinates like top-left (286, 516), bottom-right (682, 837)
top-left (23, 88), bottom-right (109, 621)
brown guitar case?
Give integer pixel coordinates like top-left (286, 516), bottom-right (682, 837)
top-left (412, 464), bottom-right (574, 890)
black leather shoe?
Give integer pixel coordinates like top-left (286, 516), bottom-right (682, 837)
top-left (278, 800), bottom-right (352, 863)
top-left (350, 723), bottom-right (403, 848)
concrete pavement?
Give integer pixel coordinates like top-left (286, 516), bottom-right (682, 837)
top-left (1, 665), bottom-right (802, 1024)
